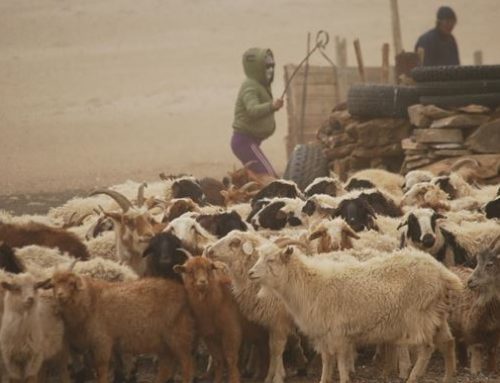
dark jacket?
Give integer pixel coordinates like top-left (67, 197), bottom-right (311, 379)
top-left (415, 28), bottom-right (460, 66)
top-left (232, 48), bottom-right (276, 140)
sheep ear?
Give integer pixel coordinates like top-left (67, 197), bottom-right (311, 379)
top-left (35, 279), bottom-right (53, 290)
top-left (1, 282), bottom-right (15, 291)
top-left (344, 225), bottom-right (360, 239)
top-left (281, 246), bottom-right (294, 262)
top-left (242, 241), bottom-right (254, 256)
top-left (397, 220), bottom-right (408, 230)
top-left (308, 228), bottom-right (326, 241)
top-left (229, 238), bottom-right (241, 249)
top-left (173, 265), bottom-right (186, 274)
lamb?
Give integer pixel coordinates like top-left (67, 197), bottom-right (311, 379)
top-left (304, 176), bottom-right (345, 198)
top-left (346, 168), bottom-right (404, 200)
top-left (14, 246), bottom-right (137, 282)
top-left (250, 180), bottom-right (303, 206)
top-left (0, 273), bottom-right (69, 382)
top-left (206, 231), bottom-right (307, 383)
top-left (0, 221), bottom-right (90, 260)
top-left (174, 255), bottom-right (242, 383)
top-left (448, 236), bottom-right (500, 374)
top-left (248, 245), bottom-right (461, 383)
top-left (249, 198), bottom-right (306, 231)
top-left (49, 270), bottom-right (195, 383)
top-left (308, 218), bottom-right (398, 255)
top-left (399, 208), bottom-right (500, 267)
top-left (402, 170), bottom-right (434, 192)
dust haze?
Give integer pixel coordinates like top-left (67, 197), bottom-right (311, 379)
top-left (1, 0), bottom-right (499, 195)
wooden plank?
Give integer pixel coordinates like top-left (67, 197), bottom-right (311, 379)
top-left (381, 43), bottom-right (390, 83)
top-left (353, 39), bottom-right (366, 82)
top-left (390, 0), bottom-right (403, 54)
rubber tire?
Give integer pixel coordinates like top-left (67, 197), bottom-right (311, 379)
top-left (347, 84), bottom-right (420, 118)
top-left (284, 143), bottom-right (329, 191)
top-left (416, 79), bottom-right (500, 96)
top-left (420, 93), bottom-right (500, 108)
top-left (411, 65), bottom-right (500, 83)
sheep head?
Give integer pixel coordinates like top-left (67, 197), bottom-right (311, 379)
top-left (398, 208), bottom-right (445, 251)
top-left (50, 271), bottom-right (84, 305)
top-left (308, 218), bottom-right (360, 253)
top-left (468, 235), bottom-right (500, 302)
top-left (165, 216), bottom-right (216, 255)
top-left (248, 244), bottom-right (294, 287)
top-left (2, 273), bottom-right (51, 312)
top-left (173, 256), bottom-right (224, 296)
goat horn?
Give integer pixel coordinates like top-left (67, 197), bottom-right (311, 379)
top-left (273, 238), bottom-right (308, 251)
top-left (178, 248), bottom-right (194, 259)
top-left (450, 158), bottom-right (480, 172)
top-left (90, 189), bottom-right (133, 212)
top-left (68, 259), bottom-right (78, 271)
top-left (240, 181), bottom-right (259, 192)
top-left (137, 182), bottom-right (148, 207)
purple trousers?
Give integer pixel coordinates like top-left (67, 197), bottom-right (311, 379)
top-left (231, 131), bottom-right (277, 177)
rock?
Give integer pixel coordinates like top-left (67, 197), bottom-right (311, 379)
top-left (333, 158), bottom-right (350, 181)
top-left (408, 104), bottom-right (431, 128)
top-left (421, 105), bottom-right (454, 120)
top-left (324, 144), bottom-right (356, 159)
top-left (401, 138), bottom-right (428, 151)
top-left (430, 114), bottom-right (490, 129)
top-left (466, 119), bottom-right (500, 154)
top-left (353, 143), bottom-right (402, 158)
top-left (430, 143), bottom-right (465, 150)
top-left (405, 157), bottom-right (434, 170)
top-left (414, 129), bottom-right (463, 144)
top-left (420, 154), bottom-right (500, 180)
top-left (457, 104), bottom-right (491, 114)
top-left (354, 118), bottom-right (410, 147)
top-left (433, 149), bottom-right (472, 157)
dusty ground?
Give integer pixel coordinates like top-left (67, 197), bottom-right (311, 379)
top-left (1, 0), bottom-right (500, 200)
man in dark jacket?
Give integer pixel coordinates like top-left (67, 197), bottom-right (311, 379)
top-left (415, 6), bottom-right (460, 66)
top-left (231, 48), bottom-right (283, 177)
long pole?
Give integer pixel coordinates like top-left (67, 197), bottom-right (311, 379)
top-left (353, 39), bottom-right (366, 83)
top-left (390, 0), bottom-right (403, 54)
top-left (299, 32), bottom-right (311, 144)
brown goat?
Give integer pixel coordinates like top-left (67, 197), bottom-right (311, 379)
top-left (50, 271), bottom-right (195, 383)
top-left (0, 222), bottom-right (89, 260)
top-left (174, 256), bottom-right (242, 383)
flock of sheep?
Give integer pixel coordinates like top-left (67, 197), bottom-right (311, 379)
top-left (0, 161), bottom-right (499, 383)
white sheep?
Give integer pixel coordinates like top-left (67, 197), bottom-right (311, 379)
top-left (85, 231), bottom-right (117, 261)
top-left (0, 273), bottom-right (69, 382)
top-left (206, 230), bottom-right (304, 383)
top-left (249, 246), bottom-right (461, 383)
top-left (165, 215), bottom-right (217, 254)
top-left (346, 168), bottom-right (404, 200)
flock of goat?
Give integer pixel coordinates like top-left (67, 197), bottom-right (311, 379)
top-left (0, 162), bottom-right (499, 383)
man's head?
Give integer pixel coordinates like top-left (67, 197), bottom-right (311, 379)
top-left (242, 48), bottom-right (275, 86)
top-left (437, 6), bottom-right (457, 35)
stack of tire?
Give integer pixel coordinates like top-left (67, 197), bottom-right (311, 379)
top-left (347, 65), bottom-right (500, 119)
top-left (411, 65), bottom-right (500, 109)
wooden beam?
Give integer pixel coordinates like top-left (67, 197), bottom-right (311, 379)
top-left (299, 32), bottom-right (311, 144)
top-left (353, 39), bottom-right (366, 82)
top-left (381, 43), bottom-right (390, 83)
top-left (390, 0), bottom-right (403, 54)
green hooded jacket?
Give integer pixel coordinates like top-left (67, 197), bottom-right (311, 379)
top-left (232, 48), bottom-right (276, 140)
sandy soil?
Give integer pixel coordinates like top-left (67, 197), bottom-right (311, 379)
top-left (1, 0), bottom-right (500, 197)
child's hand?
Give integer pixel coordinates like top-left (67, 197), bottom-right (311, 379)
top-left (272, 98), bottom-right (284, 111)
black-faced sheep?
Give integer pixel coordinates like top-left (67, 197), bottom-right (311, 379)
top-left (196, 211), bottom-right (248, 238)
top-left (250, 180), bottom-right (303, 207)
top-left (304, 177), bottom-right (344, 198)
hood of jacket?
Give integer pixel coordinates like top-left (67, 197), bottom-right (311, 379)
top-left (242, 47), bottom-right (273, 87)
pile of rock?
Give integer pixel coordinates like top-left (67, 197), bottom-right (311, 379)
top-left (401, 104), bottom-right (500, 171)
top-left (317, 108), bottom-right (410, 179)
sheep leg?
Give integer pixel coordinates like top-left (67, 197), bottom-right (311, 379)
top-left (381, 344), bottom-right (398, 378)
top-left (93, 345), bottom-right (112, 383)
top-left (222, 330), bottom-right (242, 383)
top-left (335, 346), bottom-right (352, 383)
top-left (434, 324), bottom-right (456, 383)
top-left (397, 346), bottom-right (411, 380)
top-left (469, 344), bottom-right (482, 375)
top-left (406, 344), bottom-right (434, 383)
top-left (319, 351), bottom-right (334, 383)
top-left (288, 334), bottom-right (308, 376)
top-left (155, 352), bottom-right (176, 383)
top-left (204, 338), bottom-right (225, 383)
top-left (485, 334), bottom-right (499, 373)
top-left (265, 330), bottom-right (287, 383)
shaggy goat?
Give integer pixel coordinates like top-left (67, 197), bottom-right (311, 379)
top-left (249, 246), bottom-right (461, 383)
top-left (0, 221), bottom-right (89, 260)
top-left (174, 256), bottom-right (242, 383)
top-left (0, 273), bottom-right (69, 382)
top-left (50, 271), bottom-right (195, 383)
